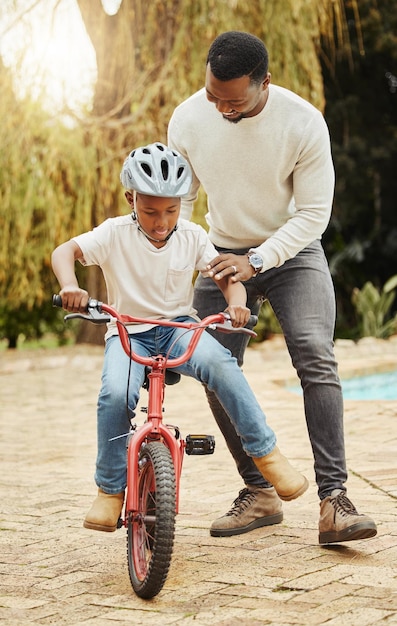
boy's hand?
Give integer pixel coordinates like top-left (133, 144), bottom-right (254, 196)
top-left (58, 286), bottom-right (89, 312)
top-left (225, 305), bottom-right (250, 328)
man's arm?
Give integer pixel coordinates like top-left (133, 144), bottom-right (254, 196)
top-left (51, 240), bottom-right (89, 311)
top-left (168, 114), bottom-right (201, 221)
top-left (203, 113), bottom-right (335, 282)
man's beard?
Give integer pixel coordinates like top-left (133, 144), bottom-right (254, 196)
top-left (222, 113), bottom-right (244, 124)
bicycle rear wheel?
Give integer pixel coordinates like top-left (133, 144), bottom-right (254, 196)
top-left (127, 441), bottom-right (176, 599)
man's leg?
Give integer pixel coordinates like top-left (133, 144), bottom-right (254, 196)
top-left (263, 241), bottom-right (376, 543)
top-left (193, 272), bottom-right (283, 536)
top-left (262, 241), bottom-right (346, 497)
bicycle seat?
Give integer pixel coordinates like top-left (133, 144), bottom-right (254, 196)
top-left (142, 367), bottom-right (181, 389)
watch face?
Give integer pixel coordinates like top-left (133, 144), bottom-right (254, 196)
top-left (249, 254), bottom-right (263, 270)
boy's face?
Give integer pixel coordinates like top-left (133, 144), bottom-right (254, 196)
top-left (126, 192), bottom-right (181, 247)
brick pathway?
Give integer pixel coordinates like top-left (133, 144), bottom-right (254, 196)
top-left (0, 337), bottom-right (396, 625)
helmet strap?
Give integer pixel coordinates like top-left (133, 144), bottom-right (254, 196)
top-left (131, 207), bottom-right (178, 244)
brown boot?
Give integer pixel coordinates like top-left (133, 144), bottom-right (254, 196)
top-left (210, 486), bottom-right (283, 537)
top-left (83, 488), bottom-right (124, 532)
top-left (253, 446), bottom-right (308, 501)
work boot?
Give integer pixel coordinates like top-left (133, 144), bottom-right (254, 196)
top-left (319, 489), bottom-right (377, 544)
top-left (210, 486), bottom-right (283, 537)
top-left (83, 488), bottom-right (124, 532)
top-left (253, 446), bottom-right (308, 501)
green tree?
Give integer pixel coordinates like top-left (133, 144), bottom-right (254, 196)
top-left (74, 0), bottom-right (353, 342)
top-left (0, 57), bottom-right (96, 347)
top-left (0, 0), bottom-right (356, 346)
top-left (321, 0), bottom-right (397, 335)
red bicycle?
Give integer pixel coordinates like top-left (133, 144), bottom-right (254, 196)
top-left (53, 295), bottom-right (256, 599)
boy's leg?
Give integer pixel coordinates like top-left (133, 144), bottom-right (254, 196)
top-left (84, 334), bottom-right (148, 532)
top-left (193, 273), bottom-right (268, 484)
top-left (193, 274), bottom-right (282, 537)
top-left (170, 326), bottom-right (308, 502)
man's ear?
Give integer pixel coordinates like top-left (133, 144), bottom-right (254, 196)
top-left (262, 72), bottom-right (271, 89)
top-left (125, 190), bottom-right (134, 208)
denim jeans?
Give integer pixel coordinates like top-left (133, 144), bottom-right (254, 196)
top-left (95, 318), bottom-right (277, 494)
top-left (193, 240), bottom-right (347, 500)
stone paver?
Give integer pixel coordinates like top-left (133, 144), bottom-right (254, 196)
top-left (0, 336), bottom-right (396, 625)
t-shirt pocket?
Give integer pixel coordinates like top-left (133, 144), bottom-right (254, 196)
top-left (164, 267), bottom-right (194, 303)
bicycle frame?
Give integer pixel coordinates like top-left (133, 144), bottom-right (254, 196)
top-left (109, 303), bottom-right (232, 517)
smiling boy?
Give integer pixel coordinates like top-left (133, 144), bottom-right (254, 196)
top-left (51, 143), bottom-right (308, 532)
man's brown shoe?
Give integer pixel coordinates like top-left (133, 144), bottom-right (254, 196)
top-left (83, 488), bottom-right (124, 532)
top-left (319, 490), bottom-right (377, 544)
top-left (210, 486), bottom-right (283, 537)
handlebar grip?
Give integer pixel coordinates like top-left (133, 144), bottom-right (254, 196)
top-left (52, 294), bottom-right (63, 308)
top-left (248, 315), bottom-right (258, 327)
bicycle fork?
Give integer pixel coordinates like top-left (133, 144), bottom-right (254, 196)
top-left (125, 367), bottom-right (185, 516)
top-left (125, 421), bottom-right (184, 514)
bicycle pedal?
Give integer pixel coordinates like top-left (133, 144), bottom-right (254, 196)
top-left (185, 434), bottom-right (215, 455)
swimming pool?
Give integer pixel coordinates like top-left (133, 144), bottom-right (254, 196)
top-left (287, 369), bottom-right (397, 400)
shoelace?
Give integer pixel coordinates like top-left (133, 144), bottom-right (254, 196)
top-left (226, 488), bottom-right (257, 517)
top-left (332, 492), bottom-right (360, 519)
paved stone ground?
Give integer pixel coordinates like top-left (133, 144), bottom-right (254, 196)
top-left (1, 336), bottom-right (396, 625)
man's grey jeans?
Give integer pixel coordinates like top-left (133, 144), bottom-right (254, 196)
top-left (193, 240), bottom-right (347, 500)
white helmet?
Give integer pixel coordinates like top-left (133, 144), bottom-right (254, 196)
top-left (120, 142), bottom-right (192, 197)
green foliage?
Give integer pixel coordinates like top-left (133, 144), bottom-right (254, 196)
top-left (351, 275), bottom-right (397, 338)
top-left (125, 0), bottom-right (330, 116)
top-left (322, 0), bottom-right (397, 334)
top-left (0, 60), bottom-right (97, 347)
top-left (0, 0), bottom-right (391, 347)
top-left (0, 300), bottom-right (71, 349)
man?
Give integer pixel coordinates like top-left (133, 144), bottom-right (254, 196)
top-left (168, 31), bottom-right (377, 544)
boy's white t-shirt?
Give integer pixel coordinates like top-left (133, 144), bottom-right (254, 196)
top-left (73, 214), bottom-right (217, 338)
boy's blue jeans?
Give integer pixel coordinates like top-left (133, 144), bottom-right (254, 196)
top-left (95, 319), bottom-right (276, 494)
top-left (193, 240), bottom-right (347, 500)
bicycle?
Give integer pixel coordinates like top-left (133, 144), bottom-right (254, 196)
top-left (52, 294), bottom-right (256, 599)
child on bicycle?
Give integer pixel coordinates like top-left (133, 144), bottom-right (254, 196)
top-left (51, 142), bottom-right (308, 532)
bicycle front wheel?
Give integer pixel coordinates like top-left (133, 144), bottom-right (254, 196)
top-left (127, 441), bottom-right (176, 599)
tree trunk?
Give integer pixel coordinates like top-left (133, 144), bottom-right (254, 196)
top-left (74, 0), bottom-right (139, 343)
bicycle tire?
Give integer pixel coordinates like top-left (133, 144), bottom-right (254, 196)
top-left (127, 441), bottom-right (176, 599)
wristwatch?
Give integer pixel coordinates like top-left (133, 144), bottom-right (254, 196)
top-left (247, 251), bottom-right (264, 275)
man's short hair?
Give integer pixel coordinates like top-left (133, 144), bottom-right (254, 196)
top-left (207, 31), bottom-right (269, 85)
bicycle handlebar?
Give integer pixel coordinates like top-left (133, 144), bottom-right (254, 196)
top-left (52, 295), bottom-right (257, 333)
top-left (52, 295), bottom-right (113, 324)
top-left (52, 294), bottom-right (258, 367)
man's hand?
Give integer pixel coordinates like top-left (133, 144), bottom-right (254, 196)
top-left (205, 253), bottom-right (255, 282)
top-left (225, 304), bottom-right (251, 327)
top-left (58, 286), bottom-right (89, 312)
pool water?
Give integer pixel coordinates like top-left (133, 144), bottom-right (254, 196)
top-left (287, 369), bottom-right (397, 400)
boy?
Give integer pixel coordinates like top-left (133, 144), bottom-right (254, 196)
top-left (51, 142), bottom-right (308, 532)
